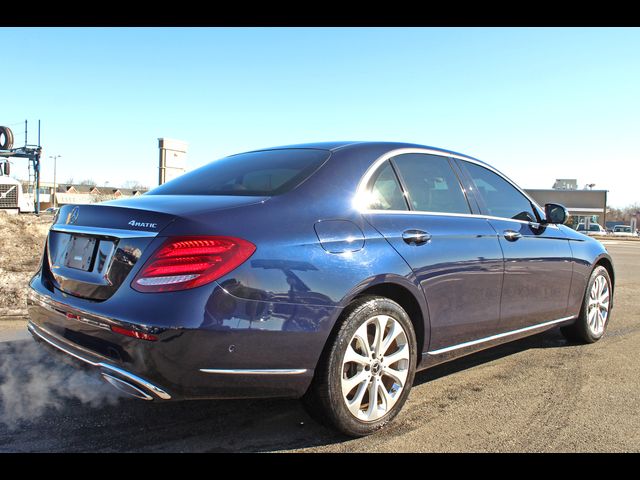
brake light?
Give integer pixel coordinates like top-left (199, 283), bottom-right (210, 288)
top-left (131, 236), bottom-right (256, 293)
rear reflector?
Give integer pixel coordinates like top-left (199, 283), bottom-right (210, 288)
top-left (111, 325), bottom-right (158, 342)
top-left (131, 236), bottom-right (256, 293)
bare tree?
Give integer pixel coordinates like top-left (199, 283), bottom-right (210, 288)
top-left (122, 180), bottom-right (149, 190)
top-left (608, 203), bottom-right (640, 224)
top-left (607, 207), bottom-right (624, 222)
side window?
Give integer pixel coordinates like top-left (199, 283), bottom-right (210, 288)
top-left (368, 161), bottom-right (408, 211)
top-left (461, 161), bottom-right (538, 222)
top-left (392, 154), bottom-right (470, 214)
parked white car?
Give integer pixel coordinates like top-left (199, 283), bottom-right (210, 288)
top-left (612, 225), bottom-right (637, 237)
top-left (576, 223), bottom-right (608, 236)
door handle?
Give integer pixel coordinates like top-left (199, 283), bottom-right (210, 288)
top-left (503, 230), bottom-right (522, 241)
top-left (402, 229), bottom-right (431, 245)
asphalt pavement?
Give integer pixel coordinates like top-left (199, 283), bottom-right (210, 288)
top-left (1, 242), bottom-right (639, 452)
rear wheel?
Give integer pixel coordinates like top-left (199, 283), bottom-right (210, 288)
top-left (561, 265), bottom-right (612, 343)
top-left (303, 296), bottom-right (417, 437)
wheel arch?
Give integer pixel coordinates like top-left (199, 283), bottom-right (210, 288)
top-left (594, 254), bottom-right (615, 307)
top-left (329, 276), bottom-right (431, 365)
top-left (594, 254), bottom-right (615, 287)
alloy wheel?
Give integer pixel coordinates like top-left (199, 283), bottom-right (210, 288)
top-left (587, 274), bottom-right (610, 337)
top-left (340, 314), bottom-right (410, 422)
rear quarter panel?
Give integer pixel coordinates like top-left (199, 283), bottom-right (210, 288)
top-left (156, 144), bottom-right (431, 349)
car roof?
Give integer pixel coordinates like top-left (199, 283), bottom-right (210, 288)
top-left (241, 141), bottom-right (488, 166)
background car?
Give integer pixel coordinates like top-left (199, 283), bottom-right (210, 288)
top-left (27, 141), bottom-right (615, 436)
top-left (576, 223), bottom-right (608, 236)
top-left (612, 225), bottom-right (636, 237)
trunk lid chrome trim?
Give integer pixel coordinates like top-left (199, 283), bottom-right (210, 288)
top-left (50, 224), bottom-right (159, 238)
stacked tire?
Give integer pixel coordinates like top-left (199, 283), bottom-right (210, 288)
top-left (0, 126), bottom-right (14, 150)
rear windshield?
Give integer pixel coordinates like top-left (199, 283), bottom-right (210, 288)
top-left (148, 149), bottom-right (330, 196)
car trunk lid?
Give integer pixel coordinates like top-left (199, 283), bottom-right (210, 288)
top-left (45, 196), bottom-right (267, 300)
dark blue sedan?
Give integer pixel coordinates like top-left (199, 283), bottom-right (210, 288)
top-left (27, 141), bottom-right (614, 436)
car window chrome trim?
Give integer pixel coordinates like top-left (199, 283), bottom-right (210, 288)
top-left (28, 322), bottom-right (171, 400)
top-left (354, 147), bottom-right (545, 220)
top-left (427, 316), bottom-right (575, 355)
top-left (50, 224), bottom-right (159, 238)
top-left (199, 368), bottom-right (308, 375)
top-left (359, 208), bottom-right (560, 229)
top-left (361, 208), bottom-right (482, 219)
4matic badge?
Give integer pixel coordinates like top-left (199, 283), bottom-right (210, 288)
top-left (128, 220), bottom-right (158, 229)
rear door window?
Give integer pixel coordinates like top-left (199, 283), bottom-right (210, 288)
top-left (391, 153), bottom-right (471, 214)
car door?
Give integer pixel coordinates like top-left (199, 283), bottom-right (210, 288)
top-left (454, 158), bottom-right (574, 333)
top-left (361, 152), bottom-right (505, 352)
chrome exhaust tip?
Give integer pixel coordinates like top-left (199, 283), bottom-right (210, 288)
top-left (101, 373), bottom-right (154, 401)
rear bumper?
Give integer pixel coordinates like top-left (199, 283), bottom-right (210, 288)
top-left (28, 321), bottom-right (171, 400)
top-left (26, 279), bottom-right (336, 400)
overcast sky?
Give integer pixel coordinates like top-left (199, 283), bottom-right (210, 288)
top-left (2, 27), bottom-right (638, 207)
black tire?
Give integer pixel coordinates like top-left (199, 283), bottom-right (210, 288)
top-left (303, 295), bottom-right (417, 437)
top-left (0, 126), bottom-right (14, 150)
top-left (560, 265), bottom-right (612, 344)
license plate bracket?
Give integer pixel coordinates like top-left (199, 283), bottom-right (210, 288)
top-left (63, 235), bottom-right (97, 271)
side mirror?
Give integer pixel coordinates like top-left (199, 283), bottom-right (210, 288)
top-left (544, 203), bottom-right (569, 225)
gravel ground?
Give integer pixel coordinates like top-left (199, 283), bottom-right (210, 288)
top-left (0, 212), bottom-right (51, 316)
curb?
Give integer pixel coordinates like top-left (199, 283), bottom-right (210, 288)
top-left (0, 315), bottom-right (28, 322)
top-left (592, 235), bottom-right (640, 242)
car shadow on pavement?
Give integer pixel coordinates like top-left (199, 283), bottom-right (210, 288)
top-left (0, 339), bottom-right (348, 453)
top-left (413, 326), bottom-right (570, 387)
top-left (0, 328), bottom-right (571, 453)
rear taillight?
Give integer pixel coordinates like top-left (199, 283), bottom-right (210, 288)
top-left (131, 236), bottom-right (256, 293)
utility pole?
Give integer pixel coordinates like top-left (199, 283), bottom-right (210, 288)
top-left (49, 155), bottom-right (61, 207)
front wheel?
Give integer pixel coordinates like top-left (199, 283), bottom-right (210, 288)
top-left (303, 296), bottom-right (417, 437)
top-left (561, 265), bottom-right (612, 343)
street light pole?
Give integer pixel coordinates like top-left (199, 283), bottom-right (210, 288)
top-left (49, 155), bottom-right (61, 207)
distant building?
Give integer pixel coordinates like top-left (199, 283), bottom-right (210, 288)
top-left (526, 179), bottom-right (607, 228)
top-left (21, 181), bottom-right (148, 209)
top-left (158, 138), bottom-right (188, 185)
top-left (552, 178), bottom-right (578, 190)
